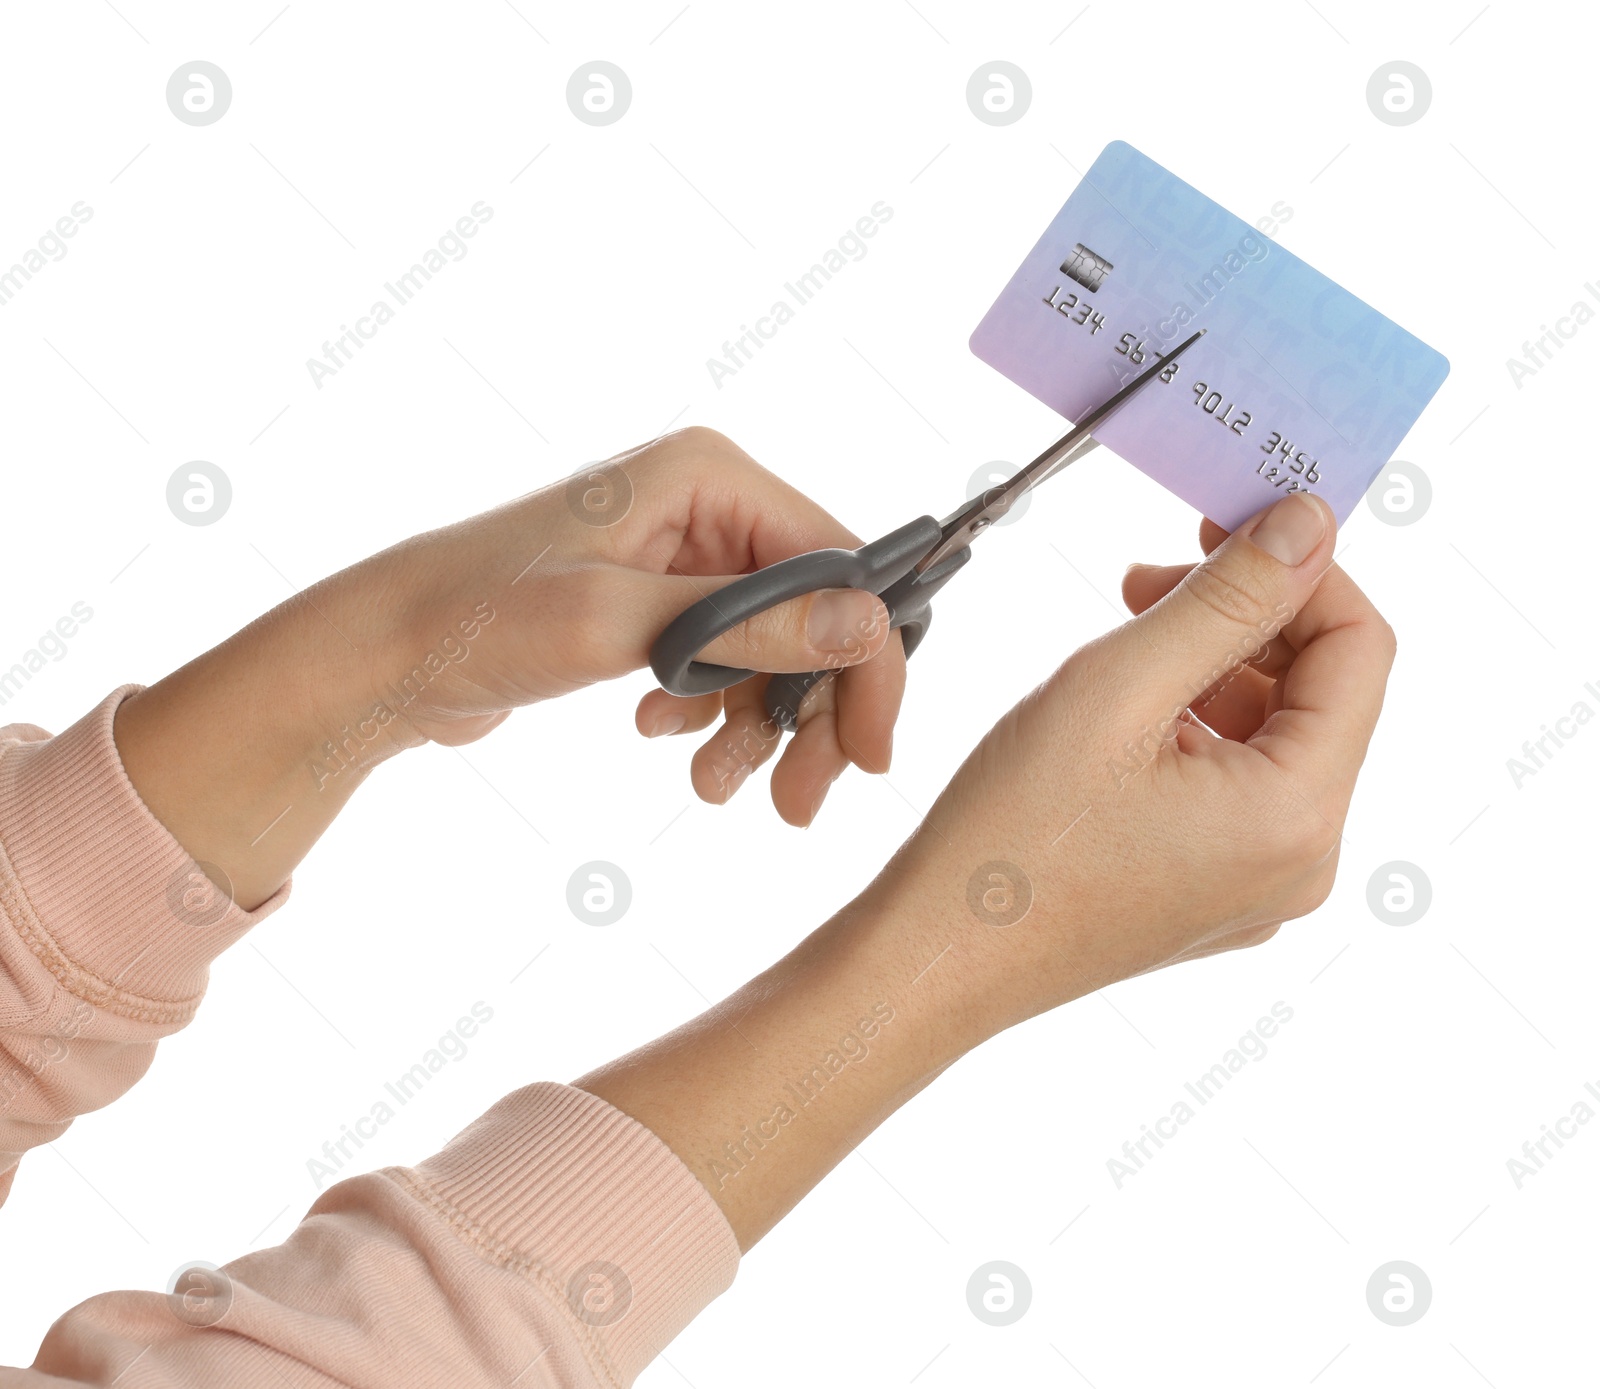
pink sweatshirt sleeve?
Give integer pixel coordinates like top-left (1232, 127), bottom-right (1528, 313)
top-left (0, 689), bottom-right (741, 1386)
top-left (0, 686), bottom-right (290, 1201)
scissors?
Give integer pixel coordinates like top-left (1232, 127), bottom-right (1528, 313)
top-left (650, 327), bottom-right (1206, 730)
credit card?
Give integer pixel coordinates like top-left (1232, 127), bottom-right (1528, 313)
top-left (969, 140), bottom-right (1450, 530)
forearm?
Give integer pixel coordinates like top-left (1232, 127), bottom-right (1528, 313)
top-left (0, 546), bottom-right (467, 1192)
top-left (113, 577), bottom-right (423, 913)
top-left (576, 873), bottom-right (1016, 1250)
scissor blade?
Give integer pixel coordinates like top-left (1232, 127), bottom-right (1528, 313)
top-left (920, 327), bottom-right (1206, 573)
top-left (1018, 326), bottom-right (1207, 495)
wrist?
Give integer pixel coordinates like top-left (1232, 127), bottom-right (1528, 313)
top-left (324, 516), bottom-right (533, 754)
top-left (854, 842), bottom-right (1101, 1054)
top-left (235, 580), bottom-right (425, 790)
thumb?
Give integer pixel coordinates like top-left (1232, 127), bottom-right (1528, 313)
top-left (1110, 492), bottom-right (1335, 724)
top-left (623, 570), bottom-right (892, 674)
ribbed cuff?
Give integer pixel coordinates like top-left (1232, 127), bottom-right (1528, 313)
top-left (0, 685), bottom-right (289, 1023)
top-left (407, 1082), bottom-right (740, 1385)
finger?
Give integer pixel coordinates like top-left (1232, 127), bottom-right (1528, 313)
top-left (1125, 561), bottom-right (1299, 680)
top-left (1198, 517), bottom-right (1230, 554)
top-left (771, 701), bottom-right (851, 827)
top-left (689, 675), bottom-right (783, 804)
top-left (1188, 665), bottom-right (1274, 742)
top-left (1203, 505), bottom-right (1401, 787)
top-left (1122, 562), bottom-right (1278, 739)
top-left (771, 629), bottom-right (904, 822)
top-left (597, 569), bottom-right (891, 677)
top-left (1120, 561), bottom-right (1194, 617)
top-left (695, 587), bottom-right (891, 675)
top-left (1248, 559), bottom-right (1397, 801)
top-left (1102, 493), bottom-right (1337, 729)
top-left (684, 641), bottom-right (901, 823)
top-left (835, 627), bottom-right (907, 774)
top-left (635, 688), bottom-right (723, 738)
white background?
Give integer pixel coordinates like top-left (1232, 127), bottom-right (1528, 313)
top-left (0, 1), bottom-right (1593, 1384)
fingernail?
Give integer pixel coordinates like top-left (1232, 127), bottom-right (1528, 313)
top-left (1248, 493), bottom-right (1328, 566)
top-left (807, 589), bottom-right (882, 655)
top-left (647, 713), bottom-right (685, 738)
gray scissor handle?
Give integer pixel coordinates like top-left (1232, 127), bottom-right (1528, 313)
top-left (760, 537), bottom-right (971, 730)
top-left (650, 515), bottom-right (962, 729)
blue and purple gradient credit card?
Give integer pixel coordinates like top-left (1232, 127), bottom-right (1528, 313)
top-left (970, 140), bottom-right (1450, 530)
